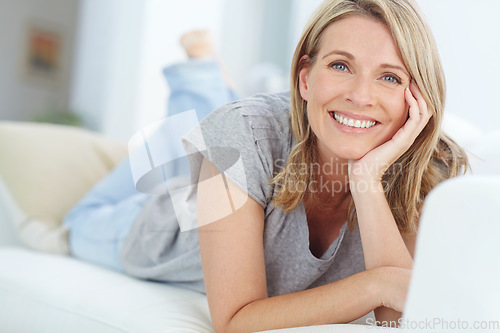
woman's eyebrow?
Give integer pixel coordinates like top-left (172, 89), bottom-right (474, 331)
top-left (380, 64), bottom-right (410, 77)
top-left (322, 50), bottom-right (354, 60)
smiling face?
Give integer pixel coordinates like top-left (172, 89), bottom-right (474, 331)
top-left (299, 15), bottom-right (411, 162)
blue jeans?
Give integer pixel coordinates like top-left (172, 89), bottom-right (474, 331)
top-left (64, 59), bottom-right (238, 271)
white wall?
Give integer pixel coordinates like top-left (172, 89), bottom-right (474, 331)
top-left (71, 0), bottom-right (228, 140)
top-left (416, 0), bottom-right (500, 132)
top-left (289, 0), bottom-right (323, 58)
top-left (218, 0), bottom-right (267, 95)
top-left (0, 0), bottom-right (79, 121)
top-left (70, 0), bottom-right (147, 137)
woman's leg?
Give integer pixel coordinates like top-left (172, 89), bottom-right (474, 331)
top-left (63, 158), bottom-right (150, 271)
top-left (163, 30), bottom-right (239, 121)
top-left (163, 59), bottom-right (238, 121)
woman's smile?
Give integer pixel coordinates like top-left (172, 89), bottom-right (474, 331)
top-left (330, 111), bottom-right (379, 132)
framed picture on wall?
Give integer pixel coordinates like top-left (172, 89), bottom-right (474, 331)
top-left (22, 22), bottom-right (62, 84)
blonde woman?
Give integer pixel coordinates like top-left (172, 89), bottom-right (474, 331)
top-left (187, 0), bottom-right (468, 331)
top-left (66, 0), bottom-right (468, 331)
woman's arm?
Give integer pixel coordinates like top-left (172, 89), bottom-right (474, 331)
top-left (349, 82), bottom-right (429, 268)
top-left (348, 82), bottom-right (431, 325)
top-left (197, 158), bottom-right (407, 332)
top-left (349, 180), bottom-right (414, 326)
top-left (350, 182), bottom-right (414, 269)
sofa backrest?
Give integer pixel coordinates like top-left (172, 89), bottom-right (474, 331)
top-left (0, 121), bottom-right (128, 252)
top-left (0, 175), bottom-right (23, 247)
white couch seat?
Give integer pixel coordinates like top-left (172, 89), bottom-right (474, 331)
top-left (0, 247), bottom-right (214, 333)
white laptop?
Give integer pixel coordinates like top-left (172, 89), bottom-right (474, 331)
top-left (402, 175), bottom-right (500, 332)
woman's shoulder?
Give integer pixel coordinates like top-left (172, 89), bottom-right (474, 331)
top-left (183, 92), bottom-right (292, 209)
top-left (221, 91), bottom-right (290, 112)
top-left (204, 91), bottom-right (291, 132)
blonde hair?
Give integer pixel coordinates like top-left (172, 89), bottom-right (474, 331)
top-left (271, 0), bottom-right (469, 236)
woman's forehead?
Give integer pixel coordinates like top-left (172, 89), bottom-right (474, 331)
top-left (318, 15), bottom-right (405, 67)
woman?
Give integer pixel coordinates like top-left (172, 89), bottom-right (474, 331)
top-left (182, 0), bottom-right (467, 331)
top-left (66, 0), bottom-right (468, 331)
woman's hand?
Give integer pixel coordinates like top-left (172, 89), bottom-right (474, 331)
top-left (348, 81), bottom-right (432, 185)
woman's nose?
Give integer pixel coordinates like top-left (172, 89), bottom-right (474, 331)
top-left (344, 76), bottom-right (375, 108)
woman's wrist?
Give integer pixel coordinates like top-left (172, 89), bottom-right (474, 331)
top-left (369, 266), bottom-right (411, 313)
top-left (349, 177), bottom-right (384, 198)
top-left (366, 267), bottom-right (386, 308)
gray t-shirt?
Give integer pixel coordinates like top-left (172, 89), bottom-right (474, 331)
top-left (120, 92), bottom-right (365, 296)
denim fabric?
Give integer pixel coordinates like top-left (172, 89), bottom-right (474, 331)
top-left (163, 59), bottom-right (238, 119)
top-left (64, 59), bottom-right (238, 271)
top-left (64, 159), bottom-right (149, 271)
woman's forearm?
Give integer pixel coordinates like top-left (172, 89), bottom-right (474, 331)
top-left (350, 179), bottom-right (413, 326)
top-left (350, 180), bottom-right (413, 270)
top-left (222, 269), bottom-right (383, 333)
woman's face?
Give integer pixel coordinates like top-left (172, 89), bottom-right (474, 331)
top-left (299, 15), bottom-right (411, 162)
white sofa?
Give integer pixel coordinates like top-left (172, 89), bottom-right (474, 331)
top-left (0, 117), bottom-right (498, 333)
top-left (0, 121), bottom-right (223, 333)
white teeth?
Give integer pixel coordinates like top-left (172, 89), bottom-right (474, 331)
top-left (332, 112), bottom-right (376, 129)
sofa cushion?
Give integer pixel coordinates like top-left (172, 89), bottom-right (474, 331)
top-left (443, 113), bottom-right (500, 175)
top-left (468, 130), bottom-right (500, 175)
top-left (0, 247), bottom-right (379, 332)
top-left (0, 247), bottom-right (214, 333)
top-left (0, 121), bottom-right (127, 253)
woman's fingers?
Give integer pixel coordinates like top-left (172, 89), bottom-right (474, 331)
top-left (408, 81), bottom-right (432, 127)
top-left (403, 87), bottom-right (420, 130)
top-left (397, 82), bottom-right (431, 144)
top-left (386, 88), bottom-right (420, 151)
top-left (409, 81), bottom-right (429, 116)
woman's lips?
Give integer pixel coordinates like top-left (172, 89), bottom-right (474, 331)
top-left (331, 110), bottom-right (378, 122)
top-left (329, 111), bottom-right (379, 129)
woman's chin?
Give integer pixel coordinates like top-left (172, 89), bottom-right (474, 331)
top-left (331, 147), bottom-right (370, 162)
top-left (318, 142), bottom-right (373, 163)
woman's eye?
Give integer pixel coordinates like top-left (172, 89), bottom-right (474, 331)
top-left (382, 74), bottom-right (402, 84)
top-left (331, 63), bottom-right (348, 72)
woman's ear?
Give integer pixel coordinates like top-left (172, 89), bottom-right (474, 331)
top-left (298, 55), bottom-right (311, 101)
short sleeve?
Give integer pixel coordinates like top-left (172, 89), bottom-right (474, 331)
top-left (182, 92), bottom-right (291, 209)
